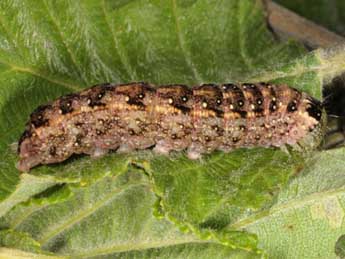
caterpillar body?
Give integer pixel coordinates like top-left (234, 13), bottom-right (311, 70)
top-left (17, 82), bottom-right (323, 172)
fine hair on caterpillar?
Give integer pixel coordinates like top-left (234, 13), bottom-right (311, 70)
top-left (17, 82), bottom-right (324, 172)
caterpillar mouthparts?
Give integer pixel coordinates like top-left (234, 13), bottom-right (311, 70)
top-left (17, 82), bottom-right (323, 172)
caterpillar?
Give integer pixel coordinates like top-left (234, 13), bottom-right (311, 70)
top-left (17, 82), bottom-right (323, 172)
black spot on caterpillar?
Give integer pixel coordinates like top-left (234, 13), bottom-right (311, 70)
top-left (17, 82), bottom-right (324, 172)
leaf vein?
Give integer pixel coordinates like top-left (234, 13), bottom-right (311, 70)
top-left (10, 204), bottom-right (49, 230)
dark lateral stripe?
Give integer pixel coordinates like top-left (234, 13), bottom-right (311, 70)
top-left (221, 83), bottom-right (237, 91)
top-left (269, 85), bottom-right (276, 99)
top-left (127, 98), bottom-right (146, 109)
top-left (254, 108), bottom-right (265, 116)
top-left (173, 104), bottom-right (191, 114)
top-left (59, 94), bottom-right (78, 114)
top-left (252, 85), bottom-right (264, 103)
top-left (287, 101), bottom-right (297, 113)
top-left (17, 129), bottom-right (32, 153)
top-left (243, 83), bottom-right (264, 105)
top-left (30, 104), bottom-right (52, 127)
top-left (88, 100), bottom-right (106, 108)
top-left (306, 101), bottom-right (322, 121)
top-left (212, 108), bottom-right (224, 118)
top-left (233, 109), bottom-right (247, 118)
top-left (97, 83), bottom-right (114, 93)
top-left (32, 104), bottom-right (52, 114)
top-left (233, 85), bottom-right (245, 98)
top-left (245, 83), bottom-right (262, 96)
top-left (307, 103), bottom-right (322, 121)
top-left (32, 118), bottom-right (49, 127)
top-left (231, 85), bottom-right (246, 109)
top-left (268, 86), bottom-right (277, 113)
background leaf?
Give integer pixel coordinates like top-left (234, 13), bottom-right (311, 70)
top-left (274, 0), bottom-right (345, 36)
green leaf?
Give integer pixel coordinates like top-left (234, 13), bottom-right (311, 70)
top-left (0, 170), bottom-right (259, 258)
top-left (275, 0), bottom-right (345, 36)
